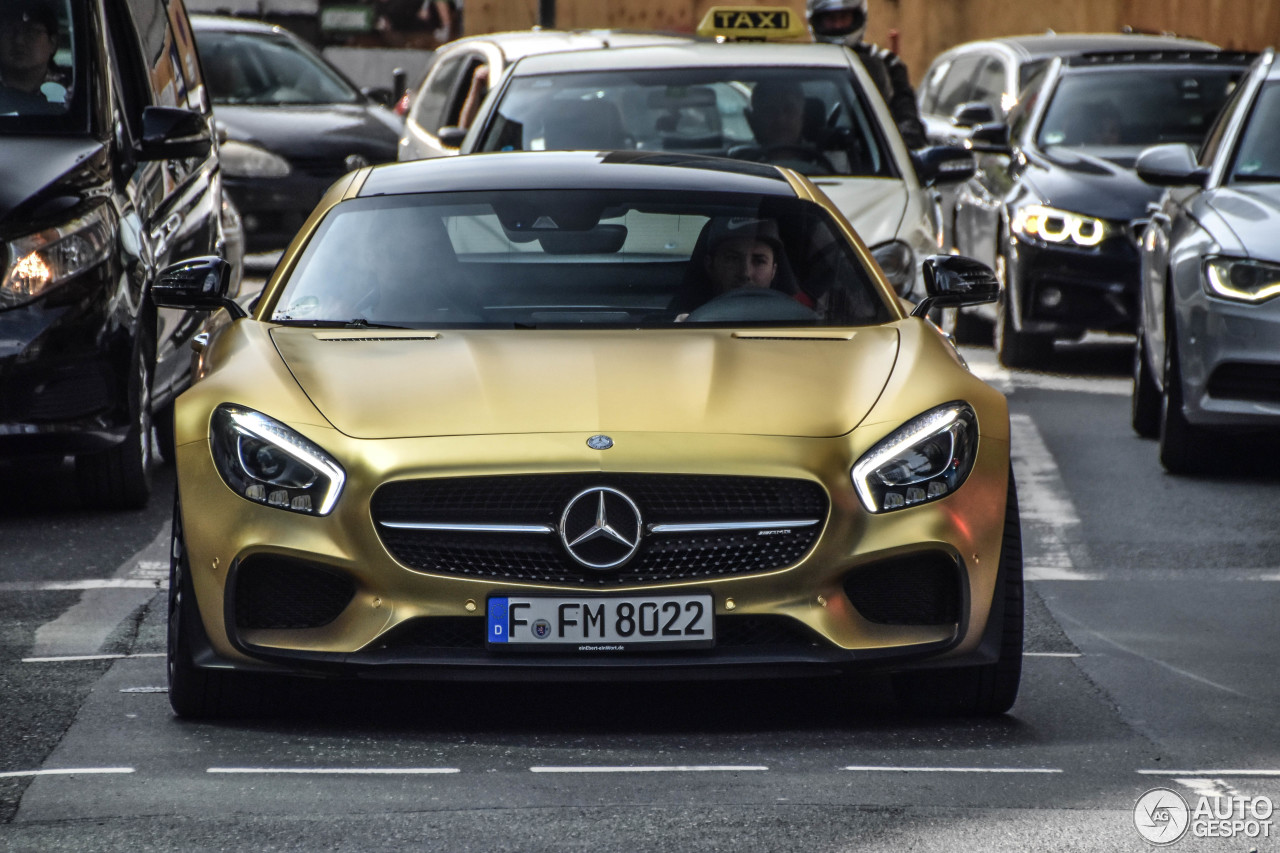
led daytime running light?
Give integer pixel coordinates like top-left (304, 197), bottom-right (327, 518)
top-left (1203, 257), bottom-right (1280, 303)
top-left (851, 403), bottom-right (978, 513)
top-left (212, 405), bottom-right (345, 515)
top-left (1011, 204), bottom-right (1108, 248)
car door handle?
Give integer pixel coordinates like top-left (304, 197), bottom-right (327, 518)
top-left (191, 332), bottom-right (210, 353)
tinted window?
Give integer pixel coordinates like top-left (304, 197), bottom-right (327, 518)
top-left (478, 67), bottom-right (895, 179)
top-left (272, 190), bottom-right (890, 328)
top-left (0, 0), bottom-right (87, 130)
top-left (1037, 67), bottom-right (1241, 148)
top-left (1228, 81), bottom-right (1280, 182)
top-left (198, 29), bottom-right (360, 105)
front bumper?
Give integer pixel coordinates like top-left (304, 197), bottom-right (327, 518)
top-left (1178, 289), bottom-right (1280, 429)
top-left (175, 421), bottom-right (1013, 682)
top-left (1007, 232), bottom-right (1140, 337)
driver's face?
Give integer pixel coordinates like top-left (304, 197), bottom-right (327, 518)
top-left (706, 237), bottom-right (777, 293)
top-left (752, 96), bottom-right (804, 146)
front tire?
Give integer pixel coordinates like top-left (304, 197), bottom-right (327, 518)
top-left (1158, 330), bottom-right (1212, 474)
top-left (76, 341), bottom-right (154, 509)
top-left (892, 470), bottom-right (1024, 716)
top-left (1131, 331), bottom-right (1160, 438)
top-left (994, 254), bottom-right (1052, 369)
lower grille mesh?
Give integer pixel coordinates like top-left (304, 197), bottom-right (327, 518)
top-left (234, 557), bottom-right (356, 630)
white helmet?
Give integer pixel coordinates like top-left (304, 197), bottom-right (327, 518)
top-left (806, 0), bottom-right (867, 46)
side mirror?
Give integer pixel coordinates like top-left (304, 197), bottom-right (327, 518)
top-left (1135, 143), bottom-right (1209, 188)
top-left (152, 256), bottom-right (247, 319)
top-left (362, 86), bottom-right (395, 107)
top-left (139, 106), bottom-right (212, 160)
top-left (436, 125), bottom-right (469, 149)
top-left (951, 100), bottom-right (997, 128)
top-left (913, 144), bottom-right (977, 187)
top-left (969, 122), bottom-right (1011, 154)
top-left (910, 254), bottom-right (999, 318)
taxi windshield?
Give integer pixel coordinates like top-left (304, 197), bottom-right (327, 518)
top-left (476, 67), bottom-right (895, 179)
top-left (271, 189), bottom-right (891, 329)
top-left (0, 0), bottom-right (88, 133)
top-left (1037, 67), bottom-right (1241, 149)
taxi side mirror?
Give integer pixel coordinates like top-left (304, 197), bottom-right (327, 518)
top-left (913, 145), bottom-right (977, 187)
top-left (910, 254), bottom-right (998, 317)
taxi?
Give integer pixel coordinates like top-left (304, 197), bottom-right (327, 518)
top-left (154, 150), bottom-right (1019, 719)
top-left (457, 7), bottom-right (975, 300)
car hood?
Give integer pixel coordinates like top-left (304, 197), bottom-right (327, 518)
top-left (1206, 184), bottom-right (1280, 262)
top-left (0, 137), bottom-right (106, 227)
top-left (270, 327), bottom-right (901, 439)
top-left (215, 103), bottom-right (401, 159)
top-left (807, 178), bottom-right (908, 247)
top-left (1024, 147), bottom-right (1161, 220)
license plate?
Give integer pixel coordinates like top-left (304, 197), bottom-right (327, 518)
top-left (487, 594), bottom-right (715, 651)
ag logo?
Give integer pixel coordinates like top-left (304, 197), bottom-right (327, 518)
top-left (1134, 787), bottom-right (1190, 845)
top-left (558, 486), bottom-right (642, 570)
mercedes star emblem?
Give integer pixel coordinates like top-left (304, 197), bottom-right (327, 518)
top-left (587, 434), bottom-right (614, 450)
top-left (559, 486), bottom-right (642, 570)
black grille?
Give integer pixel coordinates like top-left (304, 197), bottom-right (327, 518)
top-left (372, 614), bottom-right (827, 652)
top-left (372, 474), bottom-right (827, 585)
top-left (842, 552), bottom-right (962, 625)
top-left (1207, 362), bottom-right (1280, 404)
top-left (233, 557), bottom-right (357, 630)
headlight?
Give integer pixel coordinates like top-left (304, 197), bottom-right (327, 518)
top-left (210, 405), bottom-right (345, 515)
top-left (219, 140), bottom-right (291, 178)
top-left (871, 241), bottom-right (915, 297)
top-left (1010, 204), bottom-right (1108, 248)
top-left (851, 402), bottom-right (978, 513)
top-left (1, 205), bottom-right (115, 308)
top-left (1203, 257), bottom-right (1280, 303)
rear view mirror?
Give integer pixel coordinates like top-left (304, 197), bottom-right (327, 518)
top-left (969, 122), bottom-right (1011, 154)
top-left (1136, 143), bottom-right (1209, 187)
top-left (152, 256), bottom-right (247, 319)
top-left (139, 106), bottom-right (212, 161)
top-left (951, 101), bottom-right (997, 128)
top-left (911, 254), bottom-right (998, 317)
top-left (913, 145), bottom-right (977, 187)
top-left (436, 125), bottom-right (469, 149)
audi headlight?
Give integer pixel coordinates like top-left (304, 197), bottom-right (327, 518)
top-left (219, 140), bottom-right (291, 178)
top-left (1, 205), bottom-right (115, 308)
top-left (871, 240), bottom-right (915, 297)
top-left (1203, 257), bottom-right (1280, 303)
top-left (1010, 204), bottom-right (1109, 248)
top-left (851, 402), bottom-right (978, 513)
top-left (210, 405), bottom-right (345, 515)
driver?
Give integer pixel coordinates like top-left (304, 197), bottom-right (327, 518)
top-left (704, 216), bottom-right (781, 295)
top-left (747, 79), bottom-right (806, 149)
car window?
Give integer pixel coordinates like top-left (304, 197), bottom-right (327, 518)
top-left (1037, 67), bottom-right (1242, 149)
top-left (931, 54), bottom-right (984, 117)
top-left (1199, 68), bottom-right (1254, 167)
top-left (1008, 63), bottom-right (1049, 143)
top-left (410, 51), bottom-right (466, 131)
top-left (1228, 81), bottom-right (1280, 182)
top-left (0, 0), bottom-right (86, 129)
top-left (918, 57), bottom-right (953, 113)
top-left (476, 67), bottom-right (894, 178)
top-left (198, 30), bottom-right (360, 105)
top-left (969, 57), bottom-right (1007, 113)
top-left (271, 190), bottom-right (891, 328)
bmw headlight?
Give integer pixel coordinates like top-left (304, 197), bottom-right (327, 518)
top-left (1, 205), bottom-right (115, 308)
top-left (1203, 257), bottom-right (1280, 303)
top-left (219, 140), bottom-right (291, 178)
top-left (210, 405), bottom-right (345, 515)
top-left (1010, 204), bottom-right (1108, 248)
top-left (851, 402), bottom-right (978, 513)
top-left (871, 240), bottom-right (915, 297)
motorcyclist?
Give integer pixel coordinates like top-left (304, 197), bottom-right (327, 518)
top-left (806, 0), bottom-right (927, 149)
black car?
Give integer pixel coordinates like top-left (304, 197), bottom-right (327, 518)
top-left (192, 15), bottom-right (403, 254)
top-left (938, 43), bottom-right (1252, 366)
top-left (0, 0), bottom-right (231, 509)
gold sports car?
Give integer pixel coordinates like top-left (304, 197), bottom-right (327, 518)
top-left (155, 150), bottom-right (1019, 718)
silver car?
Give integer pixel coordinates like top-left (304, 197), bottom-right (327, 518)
top-left (1132, 48), bottom-right (1280, 473)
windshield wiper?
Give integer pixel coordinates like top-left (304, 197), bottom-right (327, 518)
top-left (275, 318), bottom-right (406, 329)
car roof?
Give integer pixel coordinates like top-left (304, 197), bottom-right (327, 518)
top-left (953, 32), bottom-right (1220, 63)
top-left (359, 151), bottom-right (795, 197)
top-left (508, 41), bottom-right (854, 76)
top-left (445, 28), bottom-right (694, 63)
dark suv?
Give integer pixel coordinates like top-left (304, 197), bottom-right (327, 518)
top-left (0, 0), bottom-right (233, 509)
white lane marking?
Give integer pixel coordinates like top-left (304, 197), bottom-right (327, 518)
top-left (1140, 769), bottom-right (1280, 778)
top-left (843, 766), bottom-right (1062, 774)
top-left (119, 687), bottom-right (168, 694)
top-left (965, 350), bottom-right (1131, 397)
top-left (1024, 652), bottom-right (1081, 658)
top-left (1010, 413), bottom-right (1098, 581)
top-left (531, 765), bottom-right (768, 774)
top-left (0, 580), bottom-right (162, 591)
top-left (0, 768), bottom-right (134, 779)
top-left (211, 763), bottom-right (465, 768)
top-left (1173, 777), bottom-right (1243, 799)
top-left (22, 653), bottom-right (164, 663)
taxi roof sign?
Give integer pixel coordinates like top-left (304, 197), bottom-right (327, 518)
top-left (696, 6), bottom-right (808, 42)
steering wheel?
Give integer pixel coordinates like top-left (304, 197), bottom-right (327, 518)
top-left (727, 143), bottom-right (837, 174)
top-left (683, 287), bottom-right (817, 323)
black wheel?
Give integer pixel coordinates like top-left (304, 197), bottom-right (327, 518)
top-left (893, 470), bottom-right (1024, 716)
top-left (1131, 331), bottom-right (1160, 439)
top-left (154, 401), bottom-right (177, 465)
top-left (76, 340), bottom-right (153, 509)
top-left (994, 255), bottom-right (1052, 369)
top-left (1158, 330), bottom-right (1211, 474)
top-left (168, 494), bottom-right (262, 718)
top-left (936, 305), bottom-right (989, 346)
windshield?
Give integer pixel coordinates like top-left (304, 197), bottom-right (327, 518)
top-left (1229, 81), bottom-right (1280, 183)
top-left (477, 67), bottom-right (896, 179)
top-left (197, 29), bottom-right (361, 106)
top-left (270, 189), bottom-right (891, 329)
top-left (0, 0), bottom-right (89, 133)
top-left (1037, 67), bottom-right (1241, 149)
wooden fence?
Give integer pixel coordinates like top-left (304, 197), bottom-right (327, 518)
top-left (464, 0), bottom-right (1280, 84)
